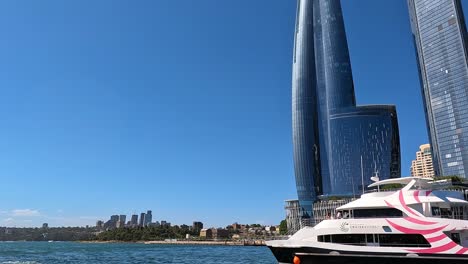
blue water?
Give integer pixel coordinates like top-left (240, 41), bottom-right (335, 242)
top-left (0, 242), bottom-right (278, 264)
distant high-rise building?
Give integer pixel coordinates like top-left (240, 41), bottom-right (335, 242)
top-left (411, 144), bottom-right (435, 178)
top-left (104, 215), bottom-right (119, 229)
top-left (116, 215), bottom-right (127, 228)
top-left (42, 223), bottom-right (48, 229)
top-left (192, 221), bottom-right (203, 232)
top-left (130, 215), bottom-right (138, 226)
top-left (408, 0), bottom-right (468, 179)
top-left (291, 0), bottom-right (401, 219)
top-left (110, 215), bottom-right (119, 222)
top-left (144, 210), bottom-right (152, 227)
top-left (96, 220), bottom-right (103, 229)
top-left (161, 221), bottom-right (171, 227)
top-left (139, 213), bottom-right (145, 227)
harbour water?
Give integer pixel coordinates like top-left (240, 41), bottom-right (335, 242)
top-left (0, 242), bottom-right (277, 264)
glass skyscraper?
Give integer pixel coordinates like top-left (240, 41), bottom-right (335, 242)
top-left (292, 0), bottom-right (401, 216)
top-left (408, 0), bottom-right (468, 178)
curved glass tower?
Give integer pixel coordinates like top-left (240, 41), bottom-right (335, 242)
top-left (292, 0), bottom-right (401, 214)
top-left (292, 0), bottom-right (320, 218)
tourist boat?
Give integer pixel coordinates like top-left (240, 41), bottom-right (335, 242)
top-left (267, 177), bottom-right (468, 264)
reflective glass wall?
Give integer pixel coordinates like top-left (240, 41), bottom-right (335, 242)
top-left (292, 0), bottom-right (320, 217)
top-left (292, 0), bottom-right (401, 209)
top-left (329, 106), bottom-right (401, 196)
top-left (408, 0), bottom-right (468, 178)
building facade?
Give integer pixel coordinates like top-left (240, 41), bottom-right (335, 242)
top-left (144, 210), bottom-right (152, 227)
top-left (284, 199), bottom-right (303, 235)
top-left (139, 213), bottom-right (145, 227)
top-left (408, 0), bottom-right (468, 178)
top-left (192, 221), bottom-right (203, 232)
top-left (292, 0), bottom-right (401, 216)
top-left (411, 144), bottom-right (436, 178)
top-left (130, 215), bottom-right (138, 227)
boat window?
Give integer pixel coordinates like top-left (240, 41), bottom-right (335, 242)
top-left (440, 208), bottom-right (452, 219)
top-left (432, 207), bottom-right (441, 216)
top-left (353, 208), bottom-right (402, 218)
top-left (317, 235), bottom-right (331, 242)
top-left (318, 234), bottom-right (430, 247)
top-left (451, 233), bottom-right (461, 245)
top-left (332, 234), bottom-right (366, 245)
top-left (452, 206), bottom-right (465, 220)
top-left (378, 234), bottom-right (430, 248)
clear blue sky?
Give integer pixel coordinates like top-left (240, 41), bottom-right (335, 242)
top-left (0, 0), bottom-right (460, 227)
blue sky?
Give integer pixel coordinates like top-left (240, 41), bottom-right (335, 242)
top-left (0, 0), bottom-right (459, 227)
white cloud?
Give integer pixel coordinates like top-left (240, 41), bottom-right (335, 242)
top-left (12, 209), bottom-right (41, 217)
top-left (3, 218), bottom-right (14, 223)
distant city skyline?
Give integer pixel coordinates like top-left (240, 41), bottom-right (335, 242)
top-left (0, 0), bottom-right (457, 227)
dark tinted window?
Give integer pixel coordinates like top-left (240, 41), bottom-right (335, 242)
top-left (378, 234), bottom-right (430, 247)
top-left (353, 208), bottom-right (403, 218)
top-left (318, 233), bottom-right (430, 247)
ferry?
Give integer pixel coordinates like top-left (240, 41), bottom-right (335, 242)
top-left (267, 177), bottom-right (468, 264)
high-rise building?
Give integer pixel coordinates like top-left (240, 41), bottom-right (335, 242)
top-left (411, 144), bottom-right (435, 178)
top-left (144, 210), bottom-right (152, 226)
top-left (192, 221), bottom-right (203, 232)
top-left (292, 0), bottom-right (401, 216)
top-left (408, 0), bottom-right (468, 179)
top-left (104, 215), bottom-right (119, 229)
top-left (116, 215), bottom-right (126, 228)
top-left (139, 213), bottom-right (145, 227)
top-left (130, 215), bottom-right (138, 226)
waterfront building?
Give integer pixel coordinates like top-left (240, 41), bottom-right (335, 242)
top-left (312, 198), bottom-right (355, 225)
top-left (411, 144), bottom-right (436, 178)
top-left (408, 0), bottom-right (468, 179)
top-left (291, 0), bottom-right (401, 218)
top-left (96, 220), bottom-right (103, 229)
top-left (199, 228), bottom-right (212, 239)
top-left (144, 210), bottom-right (152, 227)
top-left (211, 228), bottom-right (229, 240)
top-left (285, 199), bottom-right (303, 234)
top-left (231, 223), bottom-right (241, 231)
top-left (139, 213), bottom-right (145, 227)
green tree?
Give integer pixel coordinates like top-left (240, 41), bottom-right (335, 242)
top-left (279, 220), bottom-right (287, 235)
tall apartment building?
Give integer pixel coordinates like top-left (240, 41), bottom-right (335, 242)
top-left (144, 210), bottom-right (152, 226)
top-left (130, 214), bottom-right (138, 226)
top-left (411, 144), bottom-right (435, 178)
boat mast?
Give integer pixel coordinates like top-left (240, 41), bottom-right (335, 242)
top-left (361, 155), bottom-right (364, 194)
